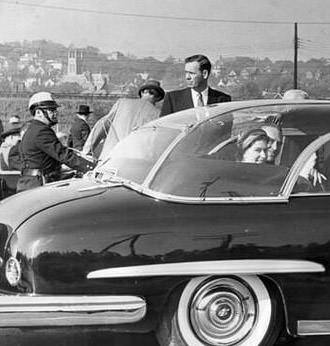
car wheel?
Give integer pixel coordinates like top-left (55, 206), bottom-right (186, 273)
top-left (157, 275), bottom-right (283, 346)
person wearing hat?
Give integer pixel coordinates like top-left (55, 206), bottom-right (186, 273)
top-left (82, 80), bottom-right (164, 158)
top-left (8, 115), bottom-right (22, 126)
top-left (68, 105), bottom-right (93, 151)
top-left (8, 121), bottom-right (32, 171)
top-left (138, 80), bottom-right (165, 106)
top-left (16, 92), bottom-right (96, 192)
top-left (0, 122), bottom-right (22, 170)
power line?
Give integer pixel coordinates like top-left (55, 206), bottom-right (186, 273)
top-left (0, 0), bottom-right (328, 25)
top-left (299, 40), bottom-right (330, 51)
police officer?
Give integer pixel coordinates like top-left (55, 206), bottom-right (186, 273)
top-left (17, 92), bottom-right (95, 192)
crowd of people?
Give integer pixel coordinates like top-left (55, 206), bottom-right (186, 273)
top-left (0, 53), bottom-right (314, 194)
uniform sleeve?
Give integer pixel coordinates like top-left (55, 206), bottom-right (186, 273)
top-left (160, 92), bottom-right (173, 117)
top-left (35, 127), bottom-right (95, 173)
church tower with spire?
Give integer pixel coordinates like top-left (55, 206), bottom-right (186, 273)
top-left (67, 49), bottom-right (83, 75)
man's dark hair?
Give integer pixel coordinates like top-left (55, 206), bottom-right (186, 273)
top-left (185, 54), bottom-right (212, 74)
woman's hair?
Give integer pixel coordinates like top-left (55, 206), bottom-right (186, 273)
top-left (236, 128), bottom-right (269, 161)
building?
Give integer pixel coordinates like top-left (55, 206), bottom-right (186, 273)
top-left (107, 51), bottom-right (124, 60)
top-left (46, 60), bottom-right (63, 71)
top-left (67, 49), bottom-right (83, 75)
top-left (62, 49), bottom-right (109, 93)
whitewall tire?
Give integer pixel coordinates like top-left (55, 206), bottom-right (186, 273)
top-left (157, 275), bottom-right (283, 346)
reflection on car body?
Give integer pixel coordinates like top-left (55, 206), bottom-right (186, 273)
top-left (1, 99), bottom-right (330, 345)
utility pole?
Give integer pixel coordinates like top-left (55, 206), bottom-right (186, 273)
top-left (294, 22), bottom-right (298, 89)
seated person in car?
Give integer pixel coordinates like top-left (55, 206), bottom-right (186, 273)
top-left (236, 128), bottom-right (269, 164)
top-left (296, 152), bottom-right (327, 193)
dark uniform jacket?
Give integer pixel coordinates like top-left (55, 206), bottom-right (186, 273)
top-left (160, 87), bottom-right (231, 117)
top-left (20, 119), bottom-right (94, 178)
top-left (69, 116), bottom-right (91, 150)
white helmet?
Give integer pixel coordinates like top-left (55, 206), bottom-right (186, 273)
top-left (28, 92), bottom-right (59, 113)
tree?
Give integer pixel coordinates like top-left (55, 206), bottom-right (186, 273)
top-left (162, 63), bottom-right (185, 90)
top-left (307, 77), bottom-right (330, 99)
top-left (236, 81), bottom-right (262, 100)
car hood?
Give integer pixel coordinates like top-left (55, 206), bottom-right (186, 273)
top-left (0, 178), bottom-right (110, 230)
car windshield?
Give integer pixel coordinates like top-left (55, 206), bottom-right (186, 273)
top-left (95, 103), bottom-right (330, 199)
top-left (96, 126), bottom-right (181, 184)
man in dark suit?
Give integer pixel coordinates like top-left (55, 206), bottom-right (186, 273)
top-left (160, 54), bottom-right (231, 117)
top-left (68, 104), bottom-right (93, 150)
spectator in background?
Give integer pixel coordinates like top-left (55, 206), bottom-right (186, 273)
top-left (0, 115), bottom-right (20, 146)
top-left (8, 121), bottom-right (32, 171)
top-left (8, 115), bottom-right (22, 127)
top-left (138, 79), bottom-right (165, 106)
top-left (0, 121), bottom-right (22, 170)
top-left (68, 105), bottom-right (93, 150)
top-left (83, 80), bottom-right (165, 159)
top-left (160, 54), bottom-right (231, 117)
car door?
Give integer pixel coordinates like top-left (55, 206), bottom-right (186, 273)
top-left (276, 133), bottom-right (330, 329)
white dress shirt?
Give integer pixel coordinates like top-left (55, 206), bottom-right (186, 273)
top-left (191, 88), bottom-right (209, 107)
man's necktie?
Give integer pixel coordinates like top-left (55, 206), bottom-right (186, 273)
top-left (197, 92), bottom-right (204, 107)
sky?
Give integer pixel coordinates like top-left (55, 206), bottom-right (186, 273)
top-left (1, 0), bottom-right (330, 62)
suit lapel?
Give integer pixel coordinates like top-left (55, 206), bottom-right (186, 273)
top-left (207, 87), bottom-right (215, 105)
top-left (183, 88), bottom-right (194, 108)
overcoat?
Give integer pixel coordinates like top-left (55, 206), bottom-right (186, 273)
top-left (69, 116), bottom-right (91, 150)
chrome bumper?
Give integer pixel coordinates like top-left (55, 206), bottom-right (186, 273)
top-left (0, 295), bottom-right (146, 327)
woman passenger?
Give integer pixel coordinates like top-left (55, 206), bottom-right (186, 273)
top-left (236, 128), bottom-right (269, 164)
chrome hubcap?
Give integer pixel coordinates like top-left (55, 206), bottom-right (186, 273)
top-left (189, 277), bottom-right (257, 345)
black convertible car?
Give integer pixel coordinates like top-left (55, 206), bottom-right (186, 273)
top-left (1, 99), bottom-right (330, 346)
